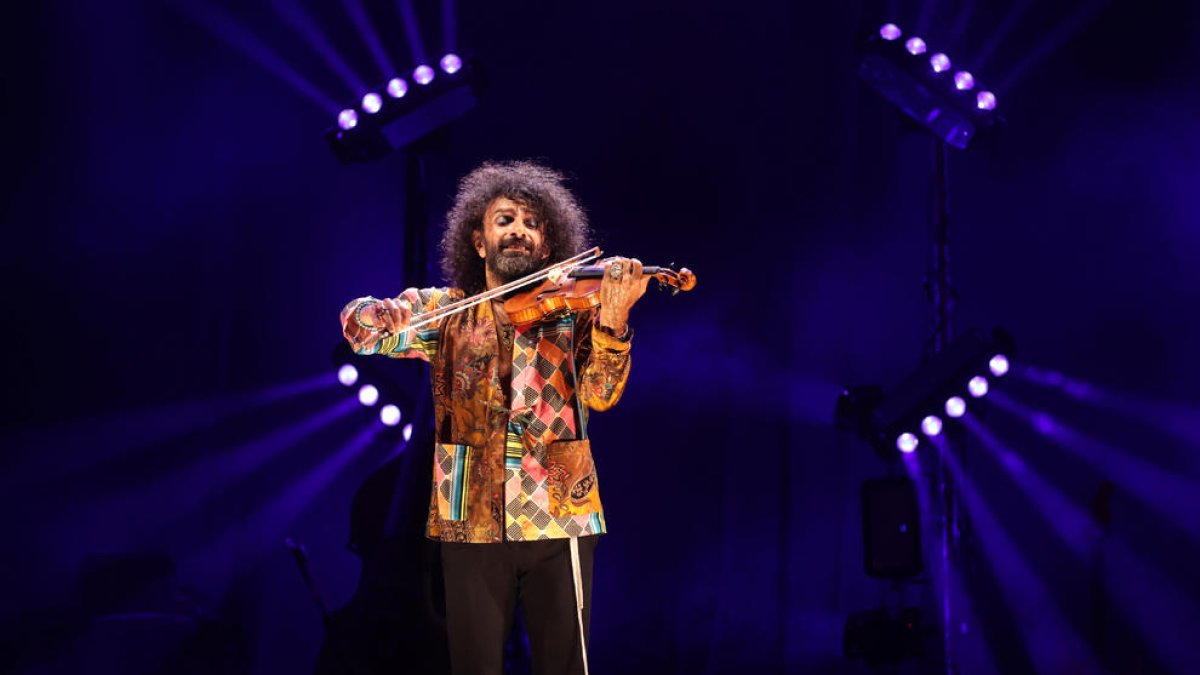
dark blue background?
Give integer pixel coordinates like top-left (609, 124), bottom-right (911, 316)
top-left (3, 0), bottom-right (1198, 673)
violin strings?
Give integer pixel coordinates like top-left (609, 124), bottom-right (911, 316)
top-left (414, 247), bottom-right (600, 322)
top-left (400, 248), bottom-right (597, 324)
top-left (383, 247), bottom-right (602, 338)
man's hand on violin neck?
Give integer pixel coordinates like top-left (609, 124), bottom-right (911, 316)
top-left (598, 257), bottom-right (650, 333)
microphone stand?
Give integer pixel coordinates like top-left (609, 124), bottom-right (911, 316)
top-left (286, 538), bottom-right (359, 675)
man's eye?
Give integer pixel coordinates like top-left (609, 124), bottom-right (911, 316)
top-left (497, 215), bottom-right (514, 225)
top-left (525, 219), bottom-right (540, 229)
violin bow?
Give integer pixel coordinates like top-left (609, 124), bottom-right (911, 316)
top-left (378, 247), bottom-right (603, 338)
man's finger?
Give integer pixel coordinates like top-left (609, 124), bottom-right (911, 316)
top-left (379, 304), bottom-right (396, 332)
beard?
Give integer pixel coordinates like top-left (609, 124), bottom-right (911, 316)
top-left (486, 236), bottom-right (547, 284)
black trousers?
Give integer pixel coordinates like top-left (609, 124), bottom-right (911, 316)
top-left (440, 536), bottom-right (598, 675)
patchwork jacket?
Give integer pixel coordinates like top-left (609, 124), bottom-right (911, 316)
top-left (340, 287), bottom-right (632, 543)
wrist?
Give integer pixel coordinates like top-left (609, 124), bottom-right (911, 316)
top-left (354, 300), bottom-right (379, 330)
top-left (598, 309), bottom-right (628, 332)
top-left (596, 317), bottom-right (631, 340)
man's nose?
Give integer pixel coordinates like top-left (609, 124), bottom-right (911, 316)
top-left (511, 218), bottom-right (532, 237)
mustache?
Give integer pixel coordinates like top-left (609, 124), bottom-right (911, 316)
top-left (498, 236), bottom-right (533, 253)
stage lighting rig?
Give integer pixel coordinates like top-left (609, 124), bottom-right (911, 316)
top-left (835, 328), bottom-right (1015, 460)
top-left (860, 23), bottom-right (1001, 149)
top-left (326, 53), bottom-right (479, 163)
top-left (332, 341), bottom-right (418, 433)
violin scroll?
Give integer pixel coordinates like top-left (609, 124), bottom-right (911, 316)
top-left (652, 267), bottom-right (696, 294)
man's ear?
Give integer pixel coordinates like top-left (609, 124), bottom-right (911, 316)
top-left (473, 228), bottom-right (485, 258)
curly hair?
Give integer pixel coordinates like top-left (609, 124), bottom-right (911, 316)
top-left (440, 161), bottom-right (591, 295)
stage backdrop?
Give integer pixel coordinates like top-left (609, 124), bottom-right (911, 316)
top-left (2, 0), bottom-right (1198, 673)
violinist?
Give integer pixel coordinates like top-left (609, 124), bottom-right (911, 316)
top-left (340, 161), bottom-right (650, 675)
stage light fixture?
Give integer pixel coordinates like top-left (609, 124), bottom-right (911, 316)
top-left (968, 376), bottom-right (989, 398)
top-left (402, 423), bottom-right (413, 441)
top-left (945, 396), bottom-right (966, 418)
top-left (386, 77), bottom-right (409, 98)
top-left (380, 404), bottom-right (401, 426)
top-left (413, 65), bottom-right (435, 85)
top-left (880, 24), bottom-right (902, 41)
top-left (921, 415), bottom-right (943, 437)
top-left (440, 53), bottom-right (463, 74)
top-left (326, 56), bottom-right (478, 163)
top-left (331, 341), bottom-right (420, 438)
top-left (989, 354), bottom-right (1009, 377)
top-left (860, 25), bottom-right (1002, 149)
top-left (835, 328), bottom-right (1015, 459)
top-left (337, 364), bottom-right (359, 387)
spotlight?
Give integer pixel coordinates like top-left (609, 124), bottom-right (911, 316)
top-left (837, 328), bottom-right (1014, 459)
top-left (337, 364), bottom-right (359, 387)
top-left (413, 65), bottom-right (435, 85)
top-left (905, 37), bottom-right (927, 55)
top-left (440, 53), bottom-right (463, 74)
top-left (921, 415), bottom-right (943, 437)
top-left (879, 24), bottom-right (902, 41)
top-left (837, 329), bottom-right (1014, 457)
top-left (968, 376), bottom-right (989, 398)
top-left (896, 433), bottom-right (919, 453)
top-left (402, 423), bottom-right (413, 441)
top-left (860, 29), bottom-right (1001, 150)
top-left (331, 341), bottom-right (418, 424)
top-left (327, 57), bottom-right (478, 163)
top-left (945, 396), bottom-right (966, 418)
top-left (989, 354), bottom-right (1010, 377)
top-left (386, 77), bottom-right (409, 98)
top-left (976, 91), bottom-right (997, 110)
top-left (380, 404), bottom-right (401, 426)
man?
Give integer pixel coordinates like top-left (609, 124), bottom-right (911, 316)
top-left (340, 161), bottom-right (649, 675)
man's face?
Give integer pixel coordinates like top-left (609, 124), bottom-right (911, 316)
top-left (474, 196), bottom-right (551, 285)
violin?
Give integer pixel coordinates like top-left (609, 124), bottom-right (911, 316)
top-left (382, 248), bottom-right (696, 337)
top-left (503, 260), bottom-right (696, 325)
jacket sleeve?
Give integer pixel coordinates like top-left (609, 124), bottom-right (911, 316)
top-left (340, 287), bottom-right (460, 363)
top-left (575, 312), bottom-right (633, 412)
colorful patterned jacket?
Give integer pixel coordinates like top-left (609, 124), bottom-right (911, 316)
top-left (340, 288), bottom-right (632, 543)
